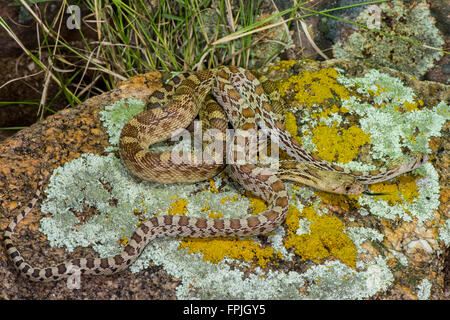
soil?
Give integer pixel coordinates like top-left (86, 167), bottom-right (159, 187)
top-left (0, 0), bottom-right (98, 139)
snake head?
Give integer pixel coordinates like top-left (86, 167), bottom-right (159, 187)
top-left (278, 162), bottom-right (368, 195)
top-left (332, 177), bottom-right (367, 195)
top-left (313, 169), bottom-right (366, 195)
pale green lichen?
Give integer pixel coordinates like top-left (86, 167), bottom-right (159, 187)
top-left (267, 226), bottom-right (293, 261)
top-left (296, 217), bottom-right (312, 236)
top-left (98, 98), bottom-right (146, 151)
top-left (39, 152), bottom-right (203, 256)
top-left (175, 263), bottom-right (307, 300)
top-left (344, 227), bottom-right (384, 255)
top-left (175, 256), bottom-right (395, 300)
top-left (333, 0), bottom-right (444, 77)
top-left (335, 160), bottom-right (377, 173)
top-left (387, 249), bottom-right (409, 267)
top-left (331, 69), bottom-right (445, 226)
top-left (357, 163), bottom-right (440, 226)
top-left (416, 278), bottom-right (432, 300)
top-left (337, 68), bottom-right (416, 105)
top-left (338, 69), bottom-right (449, 160)
top-left (303, 256), bottom-right (393, 300)
top-left (439, 219), bottom-right (450, 247)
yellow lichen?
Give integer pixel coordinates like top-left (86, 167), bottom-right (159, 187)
top-left (208, 179), bottom-right (219, 193)
top-left (314, 191), bottom-right (361, 212)
top-left (277, 68), bottom-right (371, 165)
top-left (368, 174), bottom-right (420, 206)
top-left (284, 111), bottom-right (301, 142)
top-left (246, 191), bottom-right (268, 215)
top-left (269, 60), bottom-right (298, 72)
top-left (311, 123), bottom-right (371, 163)
top-left (220, 194), bottom-right (240, 204)
top-left (393, 100), bottom-right (422, 112)
top-left (208, 211), bottom-right (224, 218)
top-left (167, 198), bottom-right (188, 215)
top-left (370, 83), bottom-right (389, 97)
top-left (285, 205), bottom-right (301, 232)
top-left (310, 104), bottom-right (350, 120)
top-left (278, 68), bottom-right (350, 106)
top-left (179, 237), bottom-right (281, 267)
top-left (284, 205), bottom-right (357, 269)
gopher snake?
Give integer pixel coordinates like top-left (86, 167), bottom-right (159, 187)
top-left (4, 66), bottom-right (427, 282)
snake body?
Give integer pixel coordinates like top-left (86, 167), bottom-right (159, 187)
top-left (4, 66), bottom-right (427, 282)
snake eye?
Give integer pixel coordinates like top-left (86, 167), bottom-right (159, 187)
top-left (345, 185), bottom-right (351, 191)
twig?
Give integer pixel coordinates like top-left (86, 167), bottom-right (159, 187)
top-left (0, 70), bottom-right (44, 90)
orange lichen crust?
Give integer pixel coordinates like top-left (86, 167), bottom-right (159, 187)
top-left (284, 205), bottom-right (357, 269)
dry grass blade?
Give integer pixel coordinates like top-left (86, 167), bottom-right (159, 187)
top-left (38, 57), bottom-right (52, 120)
top-left (299, 19), bottom-right (329, 60)
top-left (212, 18), bottom-right (294, 46)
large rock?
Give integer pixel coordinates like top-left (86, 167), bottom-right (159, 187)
top-left (0, 59), bottom-right (448, 299)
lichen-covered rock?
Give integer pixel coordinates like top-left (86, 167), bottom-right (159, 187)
top-left (0, 60), bottom-right (448, 299)
top-left (332, 0), bottom-right (444, 78)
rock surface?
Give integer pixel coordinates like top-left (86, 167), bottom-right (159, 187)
top-left (0, 60), bottom-right (448, 299)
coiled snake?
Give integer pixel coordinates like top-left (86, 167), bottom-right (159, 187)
top-left (4, 66), bottom-right (427, 282)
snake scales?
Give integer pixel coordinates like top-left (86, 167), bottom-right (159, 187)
top-left (4, 66), bottom-right (427, 282)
